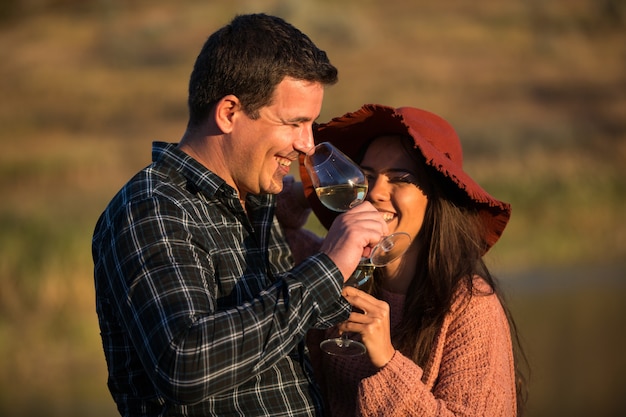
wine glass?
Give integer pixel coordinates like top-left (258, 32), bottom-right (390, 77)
top-left (304, 142), bottom-right (411, 267)
top-left (305, 141), bottom-right (368, 212)
top-left (319, 258), bottom-right (375, 356)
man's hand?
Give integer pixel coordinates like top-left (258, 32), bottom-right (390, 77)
top-left (319, 202), bottom-right (388, 281)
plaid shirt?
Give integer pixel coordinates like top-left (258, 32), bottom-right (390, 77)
top-left (93, 142), bottom-right (350, 416)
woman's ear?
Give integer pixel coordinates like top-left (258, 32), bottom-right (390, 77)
top-left (214, 95), bottom-right (240, 134)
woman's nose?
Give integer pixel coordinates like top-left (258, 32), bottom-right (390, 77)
top-left (367, 175), bottom-right (390, 201)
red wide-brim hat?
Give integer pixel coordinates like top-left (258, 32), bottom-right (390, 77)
top-left (300, 104), bottom-right (511, 253)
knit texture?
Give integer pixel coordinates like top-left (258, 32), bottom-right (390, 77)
top-left (276, 176), bottom-right (323, 264)
top-left (319, 281), bottom-right (517, 417)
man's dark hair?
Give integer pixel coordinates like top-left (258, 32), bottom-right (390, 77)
top-left (187, 13), bottom-right (338, 126)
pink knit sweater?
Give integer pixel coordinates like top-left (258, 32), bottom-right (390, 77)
top-left (276, 179), bottom-right (517, 416)
top-left (312, 282), bottom-right (517, 417)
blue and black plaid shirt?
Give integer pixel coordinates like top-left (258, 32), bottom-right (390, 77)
top-left (93, 142), bottom-right (350, 416)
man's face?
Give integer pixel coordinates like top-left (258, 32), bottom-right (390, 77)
top-left (227, 77), bottom-right (323, 198)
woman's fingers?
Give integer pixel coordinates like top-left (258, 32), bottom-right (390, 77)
top-left (340, 286), bottom-right (396, 368)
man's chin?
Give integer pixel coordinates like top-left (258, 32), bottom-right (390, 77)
top-left (265, 176), bottom-right (285, 195)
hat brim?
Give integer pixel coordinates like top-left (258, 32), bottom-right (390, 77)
top-left (300, 104), bottom-right (511, 253)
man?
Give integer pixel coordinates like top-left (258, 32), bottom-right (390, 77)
top-left (92, 13), bottom-right (387, 416)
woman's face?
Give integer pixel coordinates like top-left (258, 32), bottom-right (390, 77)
top-left (360, 135), bottom-right (429, 244)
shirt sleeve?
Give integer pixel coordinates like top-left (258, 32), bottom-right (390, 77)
top-left (356, 290), bottom-right (517, 417)
top-left (99, 196), bottom-right (349, 404)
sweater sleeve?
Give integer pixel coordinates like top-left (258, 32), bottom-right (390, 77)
top-left (356, 285), bottom-right (517, 417)
top-left (275, 176), bottom-right (323, 263)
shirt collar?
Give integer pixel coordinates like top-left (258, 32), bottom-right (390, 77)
top-left (151, 141), bottom-right (274, 209)
top-left (152, 141), bottom-right (233, 200)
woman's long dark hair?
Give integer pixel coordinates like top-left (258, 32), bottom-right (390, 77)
top-left (366, 138), bottom-right (528, 414)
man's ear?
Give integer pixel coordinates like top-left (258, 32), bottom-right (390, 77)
top-left (214, 95), bottom-right (240, 134)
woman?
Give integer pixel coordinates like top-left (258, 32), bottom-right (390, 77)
top-left (278, 104), bottom-right (527, 416)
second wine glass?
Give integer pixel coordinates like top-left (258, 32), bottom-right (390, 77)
top-left (319, 259), bottom-right (375, 356)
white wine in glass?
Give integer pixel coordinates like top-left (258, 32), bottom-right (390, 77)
top-left (315, 183), bottom-right (368, 212)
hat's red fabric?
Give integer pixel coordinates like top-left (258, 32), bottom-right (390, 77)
top-left (300, 104), bottom-right (511, 253)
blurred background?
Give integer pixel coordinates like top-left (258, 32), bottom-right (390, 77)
top-left (0, 0), bottom-right (624, 416)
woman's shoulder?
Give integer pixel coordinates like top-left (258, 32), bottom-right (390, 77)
top-left (444, 276), bottom-right (512, 355)
top-left (450, 275), bottom-right (502, 316)
top-left (471, 275), bottom-right (495, 295)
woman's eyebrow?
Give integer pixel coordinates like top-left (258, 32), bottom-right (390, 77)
top-left (361, 166), bottom-right (416, 175)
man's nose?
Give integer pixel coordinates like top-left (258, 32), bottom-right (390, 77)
top-left (295, 126), bottom-right (315, 155)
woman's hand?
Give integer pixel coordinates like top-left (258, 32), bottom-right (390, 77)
top-left (339, 285), bottom-right (396, 368)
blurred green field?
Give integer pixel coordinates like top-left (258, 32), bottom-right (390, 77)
top-left (0, 0), bottom-right (625, 416)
